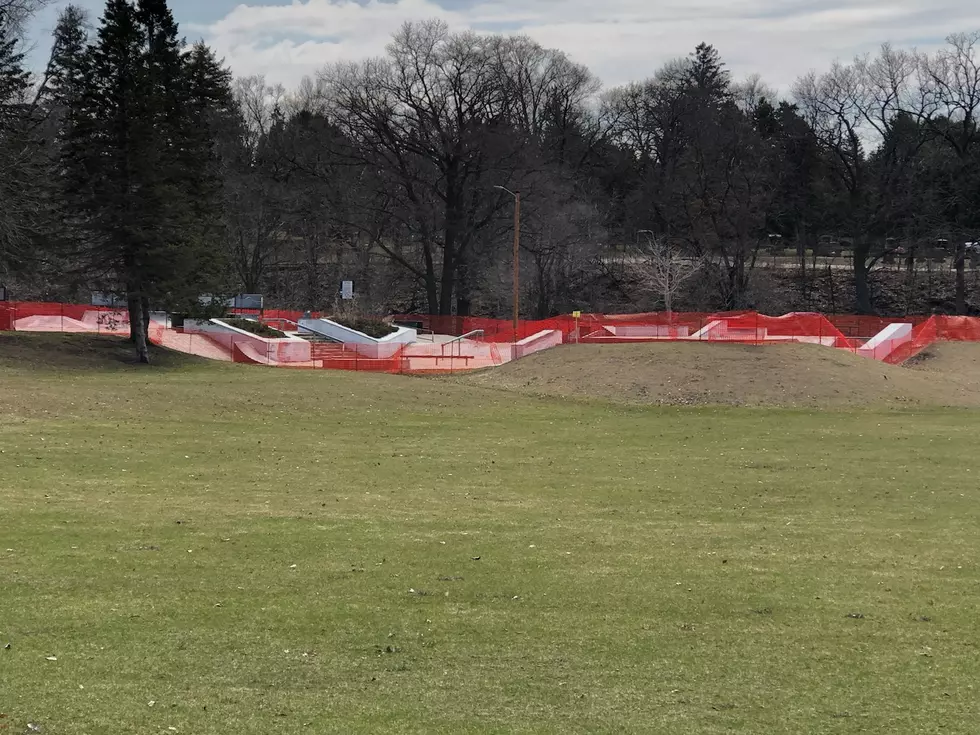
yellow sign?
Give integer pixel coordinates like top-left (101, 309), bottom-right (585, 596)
top-left (572, 311), bottom-right (581, 319)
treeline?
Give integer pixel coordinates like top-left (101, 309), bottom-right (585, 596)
top-left (3, 1), bottom-right (980, 337)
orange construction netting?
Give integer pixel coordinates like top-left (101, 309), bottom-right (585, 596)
top-left (883, 316), bottom-right (980, 364)
top-left (7, 301), bottom-right (980, 372)
top-left (393, 311), bottom-right (857, 348)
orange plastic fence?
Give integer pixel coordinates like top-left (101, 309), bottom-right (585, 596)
top-left (393, 311), bottom-right (857, 348)
top-left (0, 301), bottom-right (129, 334)
top-left (883, 316), bottom-right (980, 364)
top-left (7, 301), bottom-right (980, 372)
top-left (827, 314), bottom-right (931, 342)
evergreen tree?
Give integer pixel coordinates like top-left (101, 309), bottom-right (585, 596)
top-left (0, 8), bottom-right (28, 114)
top-left (0, 6), bottom-right (34, 271)
top-left (63, 0), bottom-right (145, 353)
top-left (127, 0), bottom-right (190, 341)
top-left (684, 43), bottom-right (731, 104)
top-left (42, 5), bottom-right (89, 114)
top-left (170, 41), bottom-right (237, 311)
top-left (63, 0), bottom-right (231, 362)
top-left (28, 5), bottom-right (91, 287)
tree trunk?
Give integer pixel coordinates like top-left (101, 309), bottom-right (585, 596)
top-left (439, 169), bottom-right (460, 317)
top-left (827, 263), bottom-right (837, 314)
top-left (305, 230), bottom-right (319, 310)
top-left (797, 224), bottom-right (809, 307)
top-left (425, 275), bottom-right (439, 316)
top-left (422, 243), bottom-right (439, 315)
top-left (456, 256), bottom-right (471, 317)
top-left (534, 252), bottom-right (549, 319)
top-left (141, 296), bottom-right (151, 343)
top-left (853, 242), bottom-right (872, 314)
top-left (438, 243), bottom-right (456, 316)
top-left (127, 289), bottom-right (150, 364)
top-left (723, 252), bottom-right (746, 311)
top-left (955, 241), bottom-right (966, 314)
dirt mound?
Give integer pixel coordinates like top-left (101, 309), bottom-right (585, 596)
top-left (466, 342), bottom-right (980, 408)
top-left (904, 342), bottom-right (980, 387)
top-left (0, 333), bottom-right (208, 371)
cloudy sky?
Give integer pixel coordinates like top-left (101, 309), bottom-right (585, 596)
top-left (26, 0), bottom-right (980, 92)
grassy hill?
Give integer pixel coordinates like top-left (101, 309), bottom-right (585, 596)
top-left (0, 332), bottom-right (209, 371)
top-left (465, 341), bottom-right (980, 408)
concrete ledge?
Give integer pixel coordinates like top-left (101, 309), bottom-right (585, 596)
top-left (185, 319), bottom-right (312, 362)
top-left (690, 320), bottom-right (727, 340)
top-left (512, 330), bottom-right (563, 360)
top-left (608, 325), bottom-right (691, 338)
top-left (857, 323), bottom-right (913, 361)
top-left (298, 318), bottom-right (417, 359)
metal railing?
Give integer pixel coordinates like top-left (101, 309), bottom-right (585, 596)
top-left (442, 330), bottom-right (484, 357)
top-left (283, 318), bottom-right (342, 343)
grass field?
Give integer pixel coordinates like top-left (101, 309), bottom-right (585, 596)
top-left (2, 335), bottom-right (980, 733)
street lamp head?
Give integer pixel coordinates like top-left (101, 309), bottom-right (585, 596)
top-left (494, 185), bottom-right (518, 199)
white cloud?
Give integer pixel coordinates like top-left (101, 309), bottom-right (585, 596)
top-left (199, 0), bottom-right (980, 93)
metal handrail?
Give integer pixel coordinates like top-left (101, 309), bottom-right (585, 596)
top-left (291, 318), bottom-right (342, 342)
top-left (444, 329), bottom-right (484, 345)
top-left (441, 330), bottom-right (484, 357)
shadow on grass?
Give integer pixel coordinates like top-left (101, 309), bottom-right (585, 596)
top-left (0, 332), bottom-right (212, 371)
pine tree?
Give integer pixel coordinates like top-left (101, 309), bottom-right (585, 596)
top-left (0, 6), bottom-right (34, 270)
top-left (684, 43), bottom-right (731, 104)
top-left (42, 5), bottom-right (89, 113)
top-left (64, 0), bottom-right (156, 361)
top-left (128, 0), bottom-right (188, 344)
top-left (164, 41), bottom-right (236, 314)
top-left (24, 4), bottom-right (91, 286)
top-left (63, 0), bottom-right (232, 362)
top-left (0, 7), bottom-right (29, 123)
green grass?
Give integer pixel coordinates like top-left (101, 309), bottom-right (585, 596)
top-left (2, 336), bottom-right (980, 733)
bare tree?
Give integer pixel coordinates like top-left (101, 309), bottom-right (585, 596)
top-left (0, 0), bottom-right (50, 34)
top-left (232, 75), bottom-right (284, 150)
top-left (794, 46), bottom-right (932, 313)
top-left (672, 101), bottom-right (776, 309)
top-left (632, 233), bottom-right (704, 316)
top-left (322, 21), bottom-right (589, 315)
top-left (732, 73), bottom-right (778, 114)
top-left (917, 33), bottom-right (980, 312)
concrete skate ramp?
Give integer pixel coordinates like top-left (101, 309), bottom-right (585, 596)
top-left (464, 342), bottom-right (980, 408)
top-left (14, 315), bottom-right (91, 332)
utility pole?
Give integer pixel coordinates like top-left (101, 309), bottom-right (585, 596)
top-left (495, 186), bottom-right (521, 336)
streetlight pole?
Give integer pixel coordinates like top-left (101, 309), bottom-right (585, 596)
top-left (494, 186), bottom-right (521, 336)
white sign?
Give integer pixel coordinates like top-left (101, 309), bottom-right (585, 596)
top-left (92, 291), bottom-right (124, 307)
top-left (231, 294), bottom-right (264, 309)
top-left (341, 281), bottom-right (354, 300)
